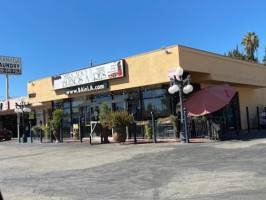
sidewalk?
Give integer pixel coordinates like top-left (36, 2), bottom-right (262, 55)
top-left (38, 137), bottom-right (210, 144)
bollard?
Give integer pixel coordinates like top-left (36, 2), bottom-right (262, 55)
top-left (29, 121), bottom-right (33, 143)
top-left (257, 106), bottom-right (261, 131)
top-left (151, 112), bottom-right (157, 143)
top-left (40, 121), bottom-right (43, 143)
top-left (80, 118), bottom-right (83, 143)
top-left (49, 121), bottom-right (53, 143)
top-left (60, 119), bottom-right (63, 143)
top-left (246, 107), bottom-right (251, 133)
top-left (0, 189), bottom-right (3, 200)
top-left (18, 123), bottom-right (21, 143)
top-left (133, 124), bottom-right (137, 144)
top-left (79, 117), bottom-right (82, 143)
top-left (184, 108), bottom-right (189, 143)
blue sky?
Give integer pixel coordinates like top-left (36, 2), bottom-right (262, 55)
top-left (1, 0), bottom-right (266, 100)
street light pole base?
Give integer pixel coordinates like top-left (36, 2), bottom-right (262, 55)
top-left (179, 131), bottom-right (186, 143)
top-left (22, 134), bottom-right (27, 143)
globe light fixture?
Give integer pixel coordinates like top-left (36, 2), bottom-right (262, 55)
top-left (168, 67), bottom-right (193, 143)
top-left (183, 84), bottom-right (193, 94)
top-left (172, 84), bottom-right (180, 93)
top-left (176, 67), bottom-right (184, 77)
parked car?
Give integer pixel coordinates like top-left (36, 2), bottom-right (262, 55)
top-left (0, 129), bottom-right (12, 141)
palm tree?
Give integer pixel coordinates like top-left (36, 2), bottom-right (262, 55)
top-left (241, 31), bottom-right (259, 61)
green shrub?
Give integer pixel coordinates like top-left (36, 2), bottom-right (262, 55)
top-left (99, 102), bottom-right (110, 128)
top-left (107, 110), bottom-right (132, 129)
top-left (32, 125), bottom-right (50, 139)
top-left (32, 125), bottom-right (41, 136)
top-left (145, 123), bottom-right (153, 141)
top-left (170, 115), bottom-right (179, 131)
top-left (40, 125), bottom-right (50, 139)
top-left (50, 109), bottom-right (64, 131)
top-left (157, 117), bottom-right (172, 125)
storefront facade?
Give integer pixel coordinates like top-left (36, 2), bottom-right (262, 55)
top-left (27, 45), bottom-right (266, 137)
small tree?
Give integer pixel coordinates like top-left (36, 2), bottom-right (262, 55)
top-left (99, 102), bottom-right (110, 128)
top-left (107, 110), bottom-right (132, 129)
top-left (145, 123), bottom-right (152, 141)
top-left (50, 109), bottom-right (64, 131)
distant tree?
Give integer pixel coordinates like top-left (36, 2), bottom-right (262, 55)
top-left (263, 46), bottom-right (266, 65)
top-left (241, 31), bottom-right (259, 62)
top-left (227, 44), bottom-right (246, 60)
top-left (233, 44), bottom-right (241, 58)
top-left (228, 51), bottom-right (233, 58)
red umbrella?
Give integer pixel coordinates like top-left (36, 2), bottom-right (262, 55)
top-left (183, 84), bottom-right (236, 116)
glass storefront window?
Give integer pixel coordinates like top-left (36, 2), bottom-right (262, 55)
top-left (114, 102), bottom-right (125, 111)
top-left (113, 94), bottom-right (128, 100)
top-left (143, 96), bottom-right (171, 120)
top-left (92, 93), bottom-right (112, 103)
top-left (53, 99), bottom-right (71, 109)
top-left (72, 96), bottom-right (86, 107)
top-left (53, 100), bottom-right (63, 109)
top-left (142, 89), bottom-right (167, 99)
top-left (72, 107), bottom-right (80, 124)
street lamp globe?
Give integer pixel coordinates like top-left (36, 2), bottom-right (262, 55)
top-left (176, 67), bottom-right (184, 77)
top-left (172, 84), bottom-right (179, 93)
top-left (183, 84), bottom-right (193, 94)
top-left (20, 97), bottom-right (25, 103)
top-left (23, 107), bottom-right (31, 113)
top-left (168, 86), bottom-right (174, 94)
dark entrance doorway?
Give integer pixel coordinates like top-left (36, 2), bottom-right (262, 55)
top-left (0, 114), bottom-right (18, 138)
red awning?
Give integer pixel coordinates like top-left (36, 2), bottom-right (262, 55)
top-left (183, 84), bottom-right (236, 116)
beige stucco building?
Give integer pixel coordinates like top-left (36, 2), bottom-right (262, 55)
top-left (2, 45), bottom-right (266, 139)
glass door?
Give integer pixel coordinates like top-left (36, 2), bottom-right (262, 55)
top-left (90, 105), bottom-right (101, 138)
top-left (91, 105), bottom-right (100, 121)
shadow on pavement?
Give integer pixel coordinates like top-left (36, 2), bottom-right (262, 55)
top-left (225, 129), bottom-right (266, 141)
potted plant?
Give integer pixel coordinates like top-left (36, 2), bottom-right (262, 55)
top-left (50, 109), bottom-right (64, 143)
top-left (99, 102), bottom-right (110, 143)
top-left (107, 110), bottom-right (132, 143)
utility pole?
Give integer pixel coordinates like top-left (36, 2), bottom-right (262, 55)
top-left (6, 74), bottom-right (10, 100)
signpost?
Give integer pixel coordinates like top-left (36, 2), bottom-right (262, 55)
top-left (0, 56), bottom-right (22, 100)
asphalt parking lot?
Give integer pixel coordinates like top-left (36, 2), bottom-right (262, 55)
top-left (1, 132), bottom-right (266, 200)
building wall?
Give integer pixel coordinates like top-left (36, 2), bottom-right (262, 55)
top-left (179, 46), bottom-right (266, 88)
top-left (27, 45), bottom-right (266, 130)
top-left (28, 46), bottom-right (180, 103)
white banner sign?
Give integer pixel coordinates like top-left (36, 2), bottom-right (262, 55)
top-left (51, 60), bottom-right (124, 90)
top-left (0, 56), bottom-right (22, 75)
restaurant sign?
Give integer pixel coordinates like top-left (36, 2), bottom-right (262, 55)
top-left (52, 60), bottom-right (124, 90)
top-left (65, 81), bottom-right (108, 95)
top-left (0, 56), bottom-right (22, 75)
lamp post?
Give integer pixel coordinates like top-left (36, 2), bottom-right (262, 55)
top-left (15, 97), bottom-right (31, 143)
top-left (168, 67), bottom-right (193, 143)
